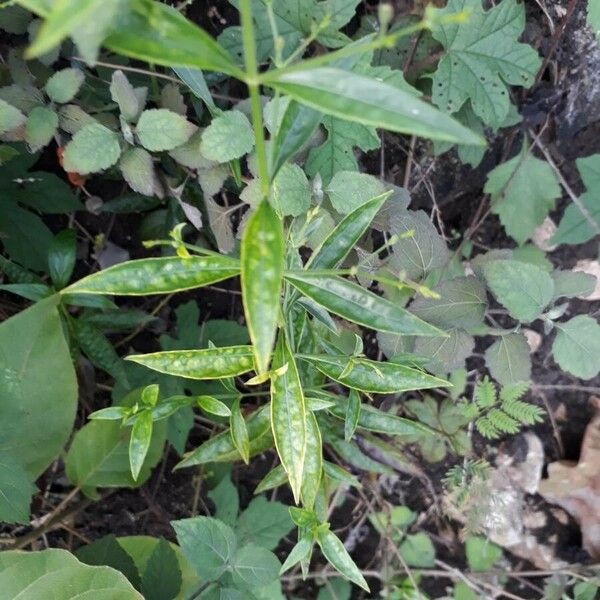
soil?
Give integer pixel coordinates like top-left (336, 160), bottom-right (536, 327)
top-left (2, 1), bottom-right (600, 599)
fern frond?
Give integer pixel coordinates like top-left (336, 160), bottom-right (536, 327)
top-left (488, 408), bottom-right (520, 434)
top-left (457, 401), bottom-right (479, 421)
top-left (501, 399), bottom-right (544, 425)
top-left (474, 376), bottom-right (496, 409)
top-left (499, 381), bottom-right (530, 403)
top-left (475, 416), bottom-right (500, 439)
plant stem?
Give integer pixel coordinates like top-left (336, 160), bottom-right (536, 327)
top-left (239, 0), bottom-right (270, 197)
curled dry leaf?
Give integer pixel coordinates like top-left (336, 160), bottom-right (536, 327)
top-left (539, 397), bottom-right (600, 559)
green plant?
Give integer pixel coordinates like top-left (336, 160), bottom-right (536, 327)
top-left (1, 0), bottom-right (600, 595)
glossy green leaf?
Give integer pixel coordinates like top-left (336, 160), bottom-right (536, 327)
top-left (270, 334), bottom-right (307, 504)
top-left (172, 516), bottom-right (236, 581)
top-left (328, 396), bottom-right (434, 435)
top-left (197, 395), bottom-right (231, 417)
top-left (176, 405), bottom-right (272, 468)
top-left (285, 272), bottom-right (443, 336)
top-left (0, 296), bottom-right (77, 477)
top-left (300, 354), bottom-right (449, 394)
top-left (308, 192), bottom-right (390, 270)
top-left (265, 67), bottom-right (484, 145)
top-left (105, 0), bottom-right (242, 77)
top-left (127, 345), bottom-right (254, 380)
top-left (317, 528), bottom-right (369, 592)
top-left (64, 255), bottom-right (240, 295)
top-left (280, 536), bottom-right (312, 575)
top-left (301, 411), bottom-right (323, 510)
top-left (48, 228), bottom-right (76, 289)
top-left (271, 100), bottom-right (321, 176)
top-left (129, 410), bottom-right (153, 480)
top-left (0, 283), bottom-right (52, 301)
top-left (230, 398), bottom-right (250, 464)
top-left (241, 201), bottom-right (285, 374)
top-left (344, 389), bottom-right (361, 441)
top-left (0, 549), bottom-right (142, 599)
top-left (254, 465), bottom-right (288, 494)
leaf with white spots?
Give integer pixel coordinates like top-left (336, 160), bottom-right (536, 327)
top-left (270, 333), bottom-right (306, 504)
top-left (64, 255), bottom-right (240, 295)
top-left (127, 345), bottom-right (255, 380)
top-left (241, 200), bottom-right (285, 374)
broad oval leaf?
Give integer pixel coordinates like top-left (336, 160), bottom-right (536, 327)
top-left (0, 452), bottom-right (35, 524)
top-left (552, 315), bottom-right (600, 380)
top-left (0, 296), bottom-right (77, 477)
top-left (317, 528), bottom-right (370, 592)
top-left (176, 405), bottom-right (272, 468)
top-left (172, 516), bottom-right (237, 581)
top-left (127, 345), bottom-right (255, 380)
top-left (64, 255), bottom-right (240, 295)
top-left (483, 259), bottom-right (554, 322)
top-left (241, 200), bottom-right (285, 374)
top-left (285, 272), bottom-right (443, 337)
top-left (265, 67), bottom-right (484, 145)
top-left (270, 334), bottom-right (307, 504)
top-left (300, 354), bottom-right (449, 393)
top-left (410, 276), bottom-right (487, 330)
top-left (231, 545), bottom-right (281, 590)
top-left (0, 549), bottom-right (142, 599)
top-left (308, 192), bottom-right (390, 270)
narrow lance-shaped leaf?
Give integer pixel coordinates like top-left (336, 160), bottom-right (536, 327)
top-left (126, 345), bottom-right (255, 380)
top-left (241, 200), bottom-right (285, 374)
top-left (176, 405), bottom-right (272, 468)
top-left (230, 398), bottom-right (250, 464)
top-left (285, 272), bottom-right (444, 337)
top-left (264, 67), bottom-right (484, 146)
top-left (300, 354), bottom-right (450, 394)
top-left (328, 398), bottom-right (435, 436)
top-left (271, 100), bottom-right (321, 176)
top-left (344, 389), bottom-right (361, 441)
top-left (301, 411), bottom-right (323, 510)
top-left (64, 255), bottom-right (240, 295)
top-left (270, 334), bottom-right (306, 504)
top-left (197, 395), bottom-right (231, 417)
top-left (308, 192), bottom-right (390, 271)
top-left (24, 0), bottom-right (243, 78)
top-left (129, 411), bottom-right (153, 481)
top-left (255, 465), bottom-right (288, 495)
top-left (317, 527), bottom-right (370, 592)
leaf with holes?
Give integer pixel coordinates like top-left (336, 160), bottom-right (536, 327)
top-left (430, 0), bottom-right (541, 127)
